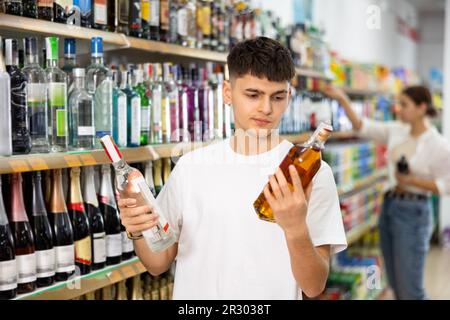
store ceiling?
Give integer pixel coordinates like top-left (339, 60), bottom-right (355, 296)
top-left (407, 0), bottom-right (445, 13)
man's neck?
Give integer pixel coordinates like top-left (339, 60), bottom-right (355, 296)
top-left (230, 131), bottom-right (282, 156)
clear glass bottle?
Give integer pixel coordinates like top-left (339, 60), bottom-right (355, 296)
top-left (22, 37), bottom-right (49, 153)
top-left (159, 0), bottom-right (170, 42)
top-left (120, 71), bottom-right (141, 147)
top-left (149, 0), bottom-right (160, 41)
top-left (112, 70), bottom-right (127, 148)
top-left (177, 0), bottom-right (196, 48)
top-left (0, 38), bottom-right (13, 157)
top-left (5, 39), bottom-right (32, 155)
top-left (100, 135), bottom-right (177, 252)
top-left (151, 63), bottom-right (163, 144)
top-left (61, 38), bottom-right (77, 95)
top-left (86, 37), bottom-right (113, 148)
top-left (133, 69), bottom-right (150, 145)
top-left (163, 63), bottom-right (178, 143)
top-left (68, 68), bottom-right (95, 150)
top-left (129, 0), bottom-right (143, 38)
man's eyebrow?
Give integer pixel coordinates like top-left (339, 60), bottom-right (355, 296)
top-left (244, 89), bottom-right (288, 95)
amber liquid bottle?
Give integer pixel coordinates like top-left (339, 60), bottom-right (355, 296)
top-left (253, 123), bottom-right (333, 222)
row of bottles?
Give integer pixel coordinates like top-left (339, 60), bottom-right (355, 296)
top-left (0, 35), bottom-right (233, 156)
top-left (0, 0), bottom-right (288, 53)
top-left (0, 157), bottom-right (173, 299)
top-left (73, 272), bottom-right (174, 300)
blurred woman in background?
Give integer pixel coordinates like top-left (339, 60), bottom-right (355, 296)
top-left (323, 84), bottom-right (450, 300)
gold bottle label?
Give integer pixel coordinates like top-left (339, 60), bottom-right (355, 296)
top-left (75, 236), bottom-right (92, 265)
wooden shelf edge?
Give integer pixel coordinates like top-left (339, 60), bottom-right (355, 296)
top-left (339, 86), bottom-right (392, 96)
top-left (15, 258), bottom-right (145, 300)
top-left (346, 215), bottom-right (379, 245)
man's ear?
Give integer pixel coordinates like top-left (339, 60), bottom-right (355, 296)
top-left (223, 80), bottom-right (232, 105)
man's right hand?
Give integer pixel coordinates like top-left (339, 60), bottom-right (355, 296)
top-left (117, 198), bottom-right (161, 237)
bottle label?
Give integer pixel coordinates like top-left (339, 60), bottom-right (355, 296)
top-left (149, 0), bottom-right (160, 27)
top-left (74, 0), bottom-right (92, 15)
top-left (93, 232), bottom-right (106, 263)
top-left (118, 0), bottom-right (129, 24)
top-left (160, 0), bottom-right (169, 30)
top-left (153, 90), bottom-right (162, 125)
top-left (17, 253), bottom-right (37, 284)
top-left (117, 95), bottom-right (127, 146)
top-left (141, 0), bottom-right (150, 22)
top-left (38, 0), bottom-right (53, 8)
top-left (75, 236), bottom-right (92, 265)
top-left (36, 248), bottom-right (56, 278)
top-left (78, 126), bottom-right (95, 136)
top-left (48, 83), bottom-right (67, 109)
top-left (55, 244), bottom-right (75, 273)
top-left (141, 106), bottom-right (150, 131)
top-left (56, 109), bottom-right (67, 137)
top-left (131, 97), bottom-right (141, 145)
top-left (121, 231), bottom-right (134, 253)
top-left (94, 0), bottom-right (107, 25)
top-left (106, 233), bottom-right (122, 258)
top-left (177, 7), bottom-right (188, 37)
top-left (0, 259), bottom-right (17, 291)
top-left (130, 0), bottom-right (142, 28)
top-left (94, 79), bottom-right (113, 138)
top-left (198, 5), bottom-right (211, 36)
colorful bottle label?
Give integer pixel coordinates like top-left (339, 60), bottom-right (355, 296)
top-left (17, 253), bottom-right (37, 284)
top-left (48, 83), bottom-right (67, 108)
top-left (131, 96), bottom-right (141, 144)
top-left (141, 0), bottom-right (150, 22)
top-left (106, 233), bottom-right (122, 257)
top-left (117, 95), bottom-right (127, 146)
top-left (160, 0), bottom-right (169, 30)
top-left (94, 0), bottom-right (107, 24)
top-left (27, 83), bottom-right (48, 137)
top-left (177, 7), bottom-right (188, 37)
top-left (74, 0), bottom-right (91, 15)
top-left (0, 259), bottom-right (17, 291)
top-left (75, 236), bottom-right (92, 265)
top-left (56, 109), bottom-right (67, 137)
top-left (55, 244), bottom-right (75, 273)
top-left (141, 106), bottom-right (150, 131)
top-left (36, 248), bottom-right (56, 278)
top-left (93, 232), bottom-right (106, 263)
top-left (149, 0), bottom-right (160, 27)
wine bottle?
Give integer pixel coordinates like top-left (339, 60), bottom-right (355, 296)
top-left (5, 39), bottom-right (32, 155)
top-left (153, 159), bottom-right (163, 196)
top-left (100, 135), bottom-right (176, 252)
top-left (68, 167), bottom-right (92, 275)
top-left (159, 0), bottom-right (169, 42)
top-left (114, 184), bottom-right (134, 261)
top-left (162, 158), bottom-right (171, 185)
top-left (129, 0), bottom-right (142, 38)
top-left (30, 171), bottom-right (56, 288)
top-left (82, 166), bottom-right (106, 271)
top-left (0, 38), bottom-right (13, 157)
top-left (253, 123), bottom-right (333, 222)
top-left (131, 275), bottom-right (143, 300)
top-left (144, 161), bottom-right (156, 197)
top-left (0, 177), bottom-right (17, 300)
top-left (98, 164), bottom-right (122, 266)
top-left (49, 169), bottom-right (75, 282)
top-left (116, 280), bottom-right (128, 300)
top-left (116, 0), bottom-right (129, 34)
top-left (9, 173), bottom-right (37, 294)
top-left (149, 0), bottom-right (160, 41)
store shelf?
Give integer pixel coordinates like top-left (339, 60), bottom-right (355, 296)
top-left (345, 214), bottom-right (379, 245)
top-left (296, 67), bottom-right (333, 80)
top-left (340, 86), bottom-right (391, 96)
top-left (337, 168), bottom-right (388, 197)
top-left (0, 13), bottom-right (227, 63)
top-left (14, 257), bottom-right (145, 300)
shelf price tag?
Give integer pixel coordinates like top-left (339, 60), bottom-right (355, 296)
top-left (28, 158), bottom-right (49, 171)
top-left (9, 160), bottom-right (30, 172)
top-left (64, 155), bottom-right (82, 167)
top-left (79, 154), bottom-right (97, 166)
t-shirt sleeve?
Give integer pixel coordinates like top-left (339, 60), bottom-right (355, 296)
top-left (153, 158), bottom-right (185, 243)
top-left (356, 118), bottom-right (391, 144)
top-left (306, 161), bottom-right (348, 254)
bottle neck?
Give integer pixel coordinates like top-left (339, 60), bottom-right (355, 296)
top-left (0, 181), bottom-right (7, 225)
top-left (73, 76), bottom-right (86, 90)
top-left (50, 169), bottom-right (68, 214)
top-left (65, 56), bottom-right (76, 66)
top-left (91, 55), bottom-right (104, 66)
top-left (10, 174), bottom-right (28, 222)
top-left (47, 58), bottom-right (59, 68)
top-left (99, 167), bottom-right (117, 208)
top-left (83, 167), bottom-right (99, 207)
top-left (25, 53), bottom-right (39, 66)
top-left (31, 173), bottom-right (47, 217)
top-left (69, 170), bottom-right (84, 205)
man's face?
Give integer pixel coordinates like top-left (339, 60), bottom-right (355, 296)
top-left (223, 74), bottom-right (291, 138)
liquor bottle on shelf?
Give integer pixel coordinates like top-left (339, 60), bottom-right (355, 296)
top-left (116, 0), bottom-right (128, 34)
top-left (196, 0), bottom-right (211, 50)
top-left (30, 171), bottom-right (55, 288)
top-left (112, 70), bottom-right (127, 148)
top-left (53, 0), bottom-right (70, 23)
top-left (141, 0), bottom-right (150, 39)
top-left (116, 280), bottom-right (128, 300)
top-left (22, 37), bottom-right (49, 154)
top-left (23, 0), bottom-right (38, 18)
top-left (62, 38), bottom-right (77, 95)
top-left (253, 123), bottom-right (333, 222)
top-left (86, 37), bottom-right (113, 148)
top-left (144, 161), bottom-right (156, 197)
top-left (37, 0), bottom-right (54, 20)
top-left (175, 65), bottom-right (188, 142)
top-left (5, 39), bottom-right (32, 155)
top-left (177, 0), bottom-right (196, 48)
top-left (129, 0), bottom-right (143, 38)
top-left (68, 68), bottom-right (95, 150)
top-left (4, 0), bottom-right (22, 15)
top-left (45, 37), bottom-right (68, 152)
top-left (0, 178), bottom-right (17, 300)
top-left (163, 63), bottom-right (178, 143)
top-left (49, 169), bottom-right (75, 281)
top-left (99, 164), bottom-right (122, 266)
top-left (149, 0), bottom-right (160, 41)
top-left (210, 0), bottom-right (220, 51)
top-left (0, 39), bottom-right (13, 157)
top-left (82, 166), bottom-right (106, 271)
top-left (133, 69), bottom-right (150, 146)
top-left (72, 0), bottom-right (91, 27)
top-left (68, 167), bottom-right (92, 275)
top-left (188, 65), bottom-right (201, 142)
top-left (114, 185), bottom-right (134, 261)
top-left (92, 0), bottom-right (108, 30)
top-left (120, 70), bottom-right (141, 147)
top-left (143, 63), bottom-right (153, 143)
top-left (211, 70), bottom-right (224, 140)
top-left (159, 0), bottom-right (170, 42)
top-left (151, 63), bottom-right (163, 144)
top-left (100, 135), bottom-right (176, 252)
top-left (9, 173), bottom-right (37, 294)
top-left (198, 67), bottom-right (210, 141)
top-left (131, 275), bottom-right (143, 300)
top-left (168, 0), bottom-right (178, 44)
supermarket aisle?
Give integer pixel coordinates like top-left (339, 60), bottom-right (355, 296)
top-left (380, 246), bottom-right (450, 300)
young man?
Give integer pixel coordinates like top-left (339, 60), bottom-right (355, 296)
top-left (118, 37), bottom-right (347, 300)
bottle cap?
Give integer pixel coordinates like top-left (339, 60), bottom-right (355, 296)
top-left (45, 37), bottom-right (59, 61)
top-left (24, 37), bottom-right (38, 57)
top-left (73, 68), bottom-right (85, 77)
top-left (64, 38), bottom-right (76, 58)
top-left (91, 37), bottom-right (103, 58)
top-left (316, 122), bottom-right (333, 142)
top-left (100, 135), bottom-right (123, 163)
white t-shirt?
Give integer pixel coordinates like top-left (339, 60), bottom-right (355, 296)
top-left (155, 138), bottom-right (347, 300)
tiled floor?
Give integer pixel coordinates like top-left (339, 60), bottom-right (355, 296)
top-left (379, 246), bottom-right (450, 300)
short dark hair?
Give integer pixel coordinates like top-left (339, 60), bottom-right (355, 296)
top-left (402, 85), bottom-right (437, 117)
top-left (227, 37), bottom-right (295, 82)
